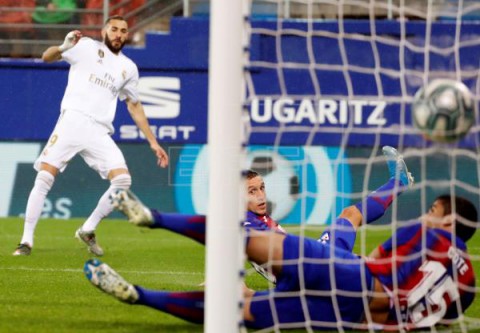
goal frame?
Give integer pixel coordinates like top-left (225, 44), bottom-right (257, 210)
top-left (205, 0), bottom-right (246, 332)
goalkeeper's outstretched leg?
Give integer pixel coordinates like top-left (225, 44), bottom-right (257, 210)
top-left (110, 170), bottom-right (286, 245)
top-left (318, 145), bottom-right (414, 251)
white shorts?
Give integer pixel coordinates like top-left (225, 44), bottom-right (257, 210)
top-left (34, 109), bottom-right (128, 179)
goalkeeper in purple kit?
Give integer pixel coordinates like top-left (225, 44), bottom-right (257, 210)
top-left (83, 146), bottom-right (478, 330)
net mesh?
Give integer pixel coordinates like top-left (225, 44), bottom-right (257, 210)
top-left (242, 0), bottom-right (480, 331)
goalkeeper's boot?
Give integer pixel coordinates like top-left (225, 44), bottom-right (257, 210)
top-left (382, 146), bottom-right (414, 188)
top-left (84, 258), bottom-right (138, 304)
top-left (75, 229), bottom-right (104, 256)
top-left (110, 189), bottom-right (153, 227)
top-left (12, 243), bottom-right (31, 256)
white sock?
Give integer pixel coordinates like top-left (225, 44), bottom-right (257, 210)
top-left (20, 170), bottom-right (55, 246)
top-left (81, 174), bottom-right (131, 232)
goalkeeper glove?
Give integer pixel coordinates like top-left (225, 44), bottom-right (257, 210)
top-left (59, 30), bottom-right (82, 52)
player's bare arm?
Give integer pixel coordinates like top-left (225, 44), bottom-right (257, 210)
top-left (42, 30), bottom-right (82, 63)
top-left (126, 99), bottom-right (169, 168)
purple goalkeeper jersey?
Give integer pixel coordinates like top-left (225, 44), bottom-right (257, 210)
top-left (245, 211), bottom-right (286, 233)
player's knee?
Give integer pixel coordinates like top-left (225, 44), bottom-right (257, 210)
top-left (338, 206), bottom-right (362, 229)
top-left (35, 170), bottom-right (55, 193)
top-left (39, 162), bottom-right (59, 176)
top-left (110, 173), bottom-right (131, 190)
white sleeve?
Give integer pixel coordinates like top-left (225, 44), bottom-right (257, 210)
top-left (61, 37), bottom-right (90, 65)
top-left (119, 65), bottom-right (140, 103)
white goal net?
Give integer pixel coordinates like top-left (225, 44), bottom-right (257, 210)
top-left (240, 0), bottom-right (480, 332)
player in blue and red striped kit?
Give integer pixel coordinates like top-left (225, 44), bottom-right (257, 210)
top-left (364, 194), bottom-right (477, 329)
top-left (84, 147), bottom-right (478, 330)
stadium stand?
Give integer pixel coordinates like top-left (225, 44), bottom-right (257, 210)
top-left (0, 0), bottom-right (180, 58)
top-left (0, 0), bottom-right (35, 57)
top-left (31, 0), bottom-right (78, 55)
top-left (3, 0), bottom-right (476, 58)
top-left (81, 0), bottom-right (146, 40)
top-left (2, 0), bottom-right (478, 58)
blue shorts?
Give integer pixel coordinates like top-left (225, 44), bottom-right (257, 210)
top-left (247, 234), bottom-right (374, 330)
top-left (318, 218), bottom-right (357, 252)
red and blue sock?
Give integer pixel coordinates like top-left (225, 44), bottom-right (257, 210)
top-left (354, 177), bottom-right (403, 224)
top-left (135, 287), bottom-right (205, 324)
top-left (150, 211), bottom-right (206, 244)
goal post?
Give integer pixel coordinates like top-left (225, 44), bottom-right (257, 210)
top-left (205, 0), bottom-right (246, 331)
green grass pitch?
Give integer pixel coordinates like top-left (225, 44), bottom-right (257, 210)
top-left (1, 217), bottom-right (480, 333)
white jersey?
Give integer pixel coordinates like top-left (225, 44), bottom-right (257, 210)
top-left (60, 37), bottom-right (140, 133)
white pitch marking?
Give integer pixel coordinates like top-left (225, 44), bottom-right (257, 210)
top-left (0, 266), bottom-right (203, 276)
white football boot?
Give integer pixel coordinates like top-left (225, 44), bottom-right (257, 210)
top-left (382, 146), bottom-right (414, 188)
top-left (84, 258), bottom-right (138, 303)
top-left (75, 228), bottom-right (104, 256)
top-left (110, 189), bottom-right (153, 227)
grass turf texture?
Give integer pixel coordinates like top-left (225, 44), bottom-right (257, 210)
top-left (1, 217), bottom-right (480, 332)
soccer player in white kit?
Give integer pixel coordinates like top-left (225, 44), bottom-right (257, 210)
top-left (12, 15), bottom-right (169, 256)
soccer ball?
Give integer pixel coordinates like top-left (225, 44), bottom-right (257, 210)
top-left (412, 79), bottom-right (475, 143)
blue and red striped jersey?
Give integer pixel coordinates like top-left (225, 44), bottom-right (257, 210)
top-left (365, 222), bottom-right (475, 329)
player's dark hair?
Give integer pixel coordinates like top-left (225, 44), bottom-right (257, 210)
top-left (105, 15), bottom-right (127, 25)
top-left (436, 195), bottom-right (478, 242)
top-left (244, 169), bottom-right (260, 180)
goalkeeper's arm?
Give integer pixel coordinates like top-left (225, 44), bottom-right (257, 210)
top-left (42, 30), bottom-right (82, 63)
